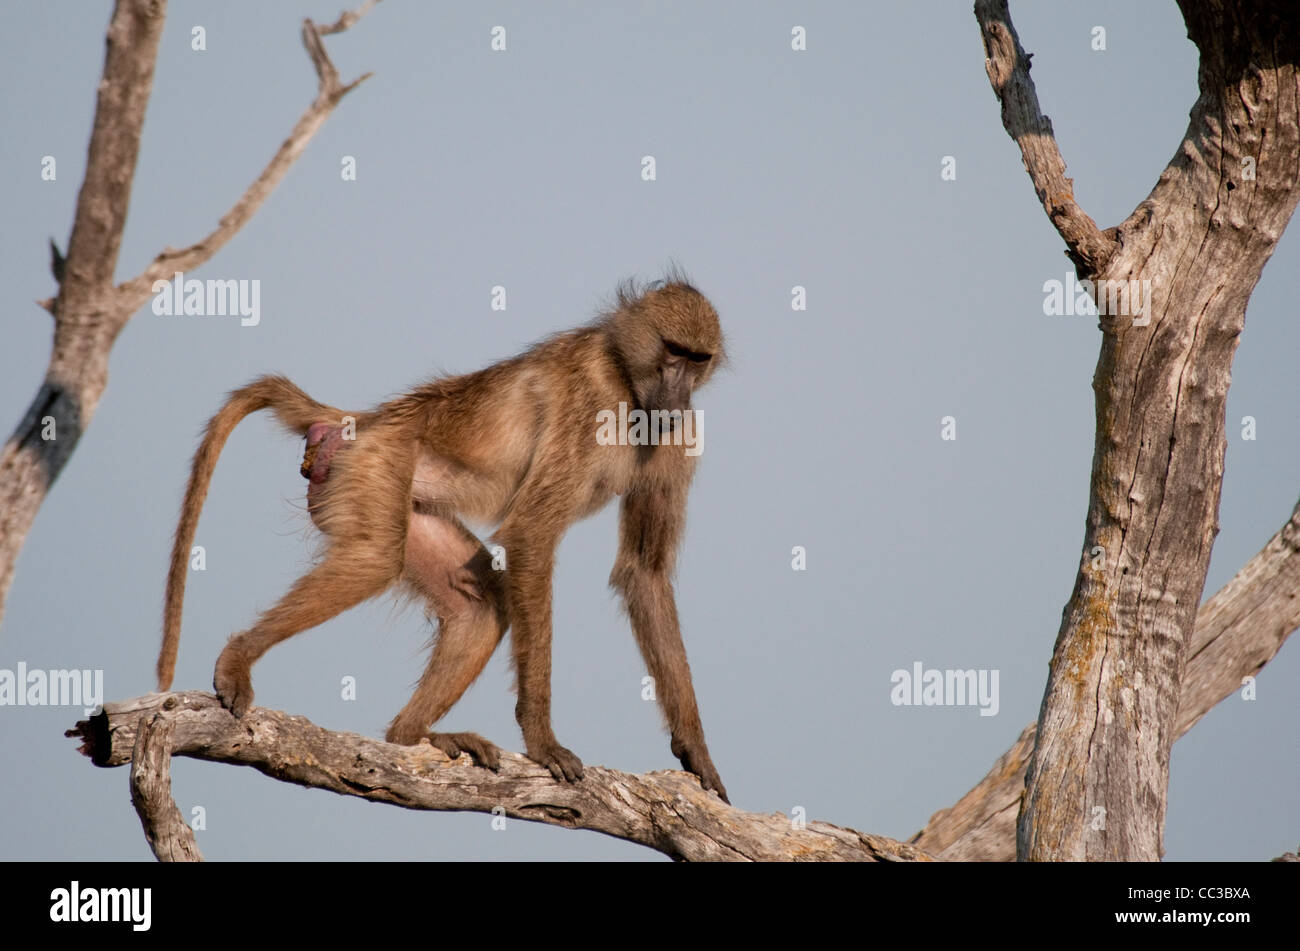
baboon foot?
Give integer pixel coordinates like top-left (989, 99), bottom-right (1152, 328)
top-left (426, 731), bottom-right (501, 771)
top-left (386, 722), bottom-right (501, 771)
top-left (213, 649), bottom-right (254, 717)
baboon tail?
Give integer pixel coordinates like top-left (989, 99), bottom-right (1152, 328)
top-left (157, 375), bottom-right (346, 691)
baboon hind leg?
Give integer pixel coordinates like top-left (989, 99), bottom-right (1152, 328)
top-left (214, 549), bottom-right (395, 717)
top-left (385, 510), bottom-right (508, 770)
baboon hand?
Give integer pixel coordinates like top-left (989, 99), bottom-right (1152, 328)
top-left (673, 738), bottom-right (729, 804)
top-left (528, 740), bottom-right (584, 783)
top-left (213, 648), bottom-right (254, 718)
top-left (692, 761), bottom-right (730, 805)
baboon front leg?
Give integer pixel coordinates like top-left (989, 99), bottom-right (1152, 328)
top-left (497, 529), bottom-right (584, 783)
top-left (385, 511), bottom-right (508, 770)
top-left (612, 485), bottom-right (729, 802)
top-left (618, 570), bottom-right (727, 802)
top-left (215, 552), bottom-right (393, 717)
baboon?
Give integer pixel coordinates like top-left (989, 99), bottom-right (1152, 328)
top-left (156, 277), bottom-right (729, 802)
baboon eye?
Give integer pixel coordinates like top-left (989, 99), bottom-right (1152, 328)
top-left (665, 341), bottom-right (712, 363)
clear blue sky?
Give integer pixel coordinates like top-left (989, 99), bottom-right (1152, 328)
top-left (1, 1), bottom-right (1296, 860)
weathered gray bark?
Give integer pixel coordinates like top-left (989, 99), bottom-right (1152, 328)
top-left (0, 0), bottom-right (376, 625)
top-left (914, 497), bottom-right (1300, 859)
top-left (974, 0), bottom-right (1300, 861)
top-left (69, 692), bottom-right (934, 862)
top-left (130, 712), bottom-right (203, 861)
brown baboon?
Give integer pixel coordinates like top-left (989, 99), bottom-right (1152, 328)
top-left (156, 277), bottom-right (729, 801)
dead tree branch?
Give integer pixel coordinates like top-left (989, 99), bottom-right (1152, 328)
top-left (69, 692), bottom-right (934, 863)
top-left (130, 712), bottom-right (202, 862)
top-left (0, 0), bottom-right (376, 626)
top-left (112, 8), bottom-right (376, 312)
top-left (973, 0), bottom-right (1116, 273)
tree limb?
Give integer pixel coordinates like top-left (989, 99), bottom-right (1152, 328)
top-left (973, 0), bottom-right (1117, 273)
top-left (69, 692), bottom-right (935, 863)
top-left (110, 4), bottom-right (377, 316)
top-left (130, 712), bottom-right (202, 862)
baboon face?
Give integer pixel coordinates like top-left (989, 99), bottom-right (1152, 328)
top-left (613, 282), bottom-right (724, 415)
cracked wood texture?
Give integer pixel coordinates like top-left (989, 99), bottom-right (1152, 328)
top-left (69, 692), bottom-right (933, 862)
top-left (975, 0), bottom-right (1300, 860)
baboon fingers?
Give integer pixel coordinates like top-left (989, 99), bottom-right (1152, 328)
top-left (529, 741), bottom-right (584, 783)
top-left (697, 768), bottom-right (729, 805)
top-left (673, 741), bottom-right (729, 803)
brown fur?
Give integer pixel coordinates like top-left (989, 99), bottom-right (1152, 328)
top-left (156, 278), bottom-right (729, 801)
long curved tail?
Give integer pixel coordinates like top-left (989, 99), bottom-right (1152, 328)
top-left (157, 375), bottom-right (347, 691)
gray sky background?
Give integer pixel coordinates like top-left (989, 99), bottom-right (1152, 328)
top-left (2, 1), bottom-right (1297, 861)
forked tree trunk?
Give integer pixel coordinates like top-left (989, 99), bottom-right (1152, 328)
top-left (974, 0), bottom-right (1300, 860)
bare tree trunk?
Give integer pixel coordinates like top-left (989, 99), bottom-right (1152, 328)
top-left (0, 0), bottom-right (165, 621)
top-left (0, 0), bottom-right (376, 626)
top-left (913, 495), bottom-right (1300, 859)
top-left (975, 0), bottom-right (1300, 861)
